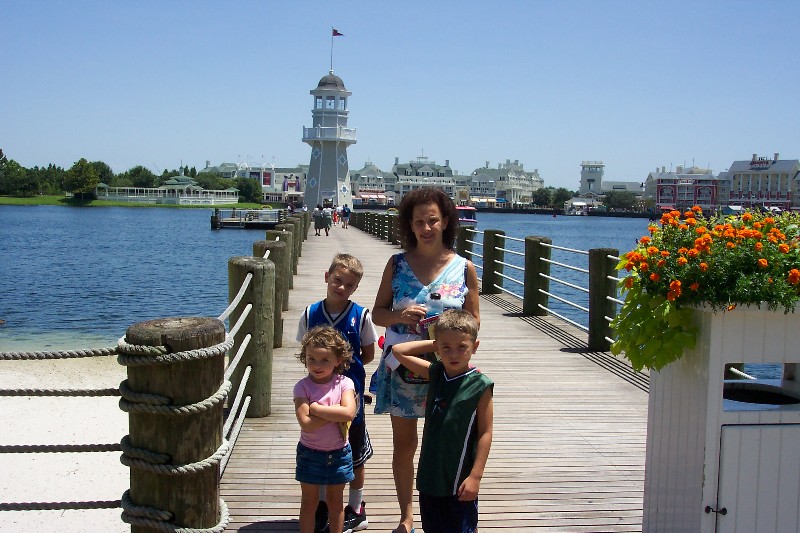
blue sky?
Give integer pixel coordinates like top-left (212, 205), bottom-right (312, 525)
top-left (2, 0), bottom-right (798, 189)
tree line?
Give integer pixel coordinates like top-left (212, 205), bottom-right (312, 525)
top-left (0, 148), bottom-right (264, 202)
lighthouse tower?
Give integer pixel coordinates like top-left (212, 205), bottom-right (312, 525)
top-left (302, 71), bottom-right (356, 207)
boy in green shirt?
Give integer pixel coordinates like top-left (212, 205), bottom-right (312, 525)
top-left (391, 309), bottom-right (494, 533)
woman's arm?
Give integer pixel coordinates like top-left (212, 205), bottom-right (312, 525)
top-left (457, 387), bottom-right (493, 501)
top-left (463, 260), bottom-right (481, 328)
top-left (294, 398), bottom-right (329, 431)
top-left (309, 389), bottom-right (357, 422)
top-left (391, 340), bottom-right (435, 380)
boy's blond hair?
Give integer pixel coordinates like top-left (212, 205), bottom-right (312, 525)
top-left (436, 309), bottom-right (479, 342)
top-left (298, 326), bottom-right (353, 373)
top-left (327, 253), bottom-right (364, 280)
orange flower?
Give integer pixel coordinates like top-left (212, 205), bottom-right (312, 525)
top-left (690, 282), bottom-right (700, 291)
top-left (788, 269), bottom-right (800, 285)
top-left (624, 262), bottom-right (634, 271)
top-left (647, 246), bottom-right (660, 256)
top-left (650, 273), bottom-right (661, 282)
top-left (695, 226), bottom-right (707, 234)
top-left (669, 280), bottom-right (682, 292)
top-left (685, 218), bottom-right (697, 226)
top-left (677, 257), bottom-right (688, 266)
top-left (755, 242), bottom-right (763, 252)
top-left (639, 236), bottom-right (651, 245)
top-left (678, 247), bottom-right (689, 255)
top-left (687, 248), bottom-right (700, 258)
top-left (699, 262), bottom-right (709, 272)
top-left (692, 205), bottom-right (703, 213)
top-left (667, 291), bottom-right (678, 302)
top-left (742, 212), bottom-right (753, 222)
top-left (765, 217), bottom-right (775, 225)
top-left (639, 262), bottom-right (650, 272)
top-left (648, 225), bottom-right (659, 234)
top-left (779, 244), bottom-right (790, 253)
top-left (625, 276), bottom-right (635, 288)
top-left (727, 242), bottom-right (736, 249)
top-left (660, 250), bottom-right (670, 257)
top-left (657, 259), bottom-right (666, 267)
top-left (758, 258), bottom-right (769, 269)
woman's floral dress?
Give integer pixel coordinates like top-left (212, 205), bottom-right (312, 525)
top-left (373, 252), bottom-right (469, 418)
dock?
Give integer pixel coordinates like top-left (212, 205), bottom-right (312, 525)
top-left (220, 223), bottom-right (649, 532)
top-left (211, 208), bottom-right (286, 230)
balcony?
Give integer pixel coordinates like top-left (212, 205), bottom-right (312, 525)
top-left (302, 126), bottom-right (357, 143)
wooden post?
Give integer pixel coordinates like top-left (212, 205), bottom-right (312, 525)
top-left (265, 230), bottom-right (292, 311)
top-left (588, 248), bottom-right (618, 351)
top-left (389, 213), bottom-right (399, 245)
top-left (285, 216), bottom-right (304, 258)
top-left (456, 226), bottom-right (473, 260)
top-left (524, 237), bottom-right (551, 316)
top-left (253, 240), bottom-right (287, 348)
top-left (481, 230), bottom-right (505, 295)
top-left (275, 223), bottom-right (297, 279)
top-left (125, 317), bottom-right (225, 531)
top-left (228, 256), bottom-right (275, 416)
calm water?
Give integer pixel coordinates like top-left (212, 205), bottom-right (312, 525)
top-left (0, 207), bottom-right (649, 350)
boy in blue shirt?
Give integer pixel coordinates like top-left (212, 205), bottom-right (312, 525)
top-left (297, 253), bottom-right (378, 533)
top-left (391, 309), bottom-right (494, 533)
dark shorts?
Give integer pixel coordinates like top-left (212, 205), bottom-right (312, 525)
top-left (419, 492), bottom-right (478, 533)
top-left (348, 422), bottom-right (373, 469)
top-left (295, 442), bottom-right (354, 486)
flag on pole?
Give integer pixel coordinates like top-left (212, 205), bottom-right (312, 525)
top-left (332, 28), bottom-right (344, 36)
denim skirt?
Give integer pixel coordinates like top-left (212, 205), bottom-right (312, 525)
top-left (295, 442), bottom-right (354, 485)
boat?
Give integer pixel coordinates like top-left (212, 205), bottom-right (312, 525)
top-left (211, 207), bottom-right (286, 229)
top-left (456, 205), bottom-right (477, 227)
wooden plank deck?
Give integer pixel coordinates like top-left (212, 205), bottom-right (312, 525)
top-left (221, 223), bottom-right (649, 532)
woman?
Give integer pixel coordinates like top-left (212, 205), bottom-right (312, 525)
top-left (312, 204), bottom-right (324, 236)
top-left (372, 187), bottom-right (480, 533)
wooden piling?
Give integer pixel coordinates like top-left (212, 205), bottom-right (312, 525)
top-left (481, 230), bottom-right (505, 295)
top-left (253, 240), bottom-right (287, 348)
top-left (524, 236), bottom-right (552, 316)
top-left (125, 317), bottom-right (226, 532)
top-left (275, 223), bottom-right (297, 280)
top-left (588, 247), bottom-right (619, 351)
top-left (228, 256), bottom-right (275, 417)
top-left (265, 230), bottom-right (292, 312)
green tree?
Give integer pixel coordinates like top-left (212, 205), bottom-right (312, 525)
top-left (531, 188), bottom-right (551, 207)
top-left (64, 158), bottom-right (99, 199)
top-left (90, 161), bottom-right (115, 184)
top-left (0, 159), bottom-right (37, 196)
top-left (235, 177), bottom-right (261, 203)
top-left (189, 166), bottom-right (197, 179)
top-left (551, 187), bottom-right (574, 209)
top-left (195, 172), bottom-right (226, 191)
top-left (603, 190), bottom-right (638, 211)
top-left (124, 165), bottom-right (157, 188)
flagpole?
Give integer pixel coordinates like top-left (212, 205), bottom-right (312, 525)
top-left (330, 27), bottom-right (334, 71)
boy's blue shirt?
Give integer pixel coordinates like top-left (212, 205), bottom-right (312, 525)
top-left (303, 299), bottom-right (369, 424)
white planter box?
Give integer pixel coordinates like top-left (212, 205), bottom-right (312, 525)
top-left (643, 306), bottom-right (800, 533)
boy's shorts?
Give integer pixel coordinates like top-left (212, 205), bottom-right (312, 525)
top-left (348, 422), bottom-right (373, 468)
top-left (419, 492), bottom-right (478, 533)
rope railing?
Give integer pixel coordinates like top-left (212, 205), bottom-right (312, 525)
top-left (0, 211), bottom-right (309, 529)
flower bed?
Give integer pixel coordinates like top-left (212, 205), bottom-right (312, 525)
top-left (611, 207), bottom-right (800, 371)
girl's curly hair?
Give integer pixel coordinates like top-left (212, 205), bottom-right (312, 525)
top-left (298, 325), bottom-right (353, 373)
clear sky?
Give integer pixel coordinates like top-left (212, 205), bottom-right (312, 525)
top-left (2, 0), bottom-right (798, 189)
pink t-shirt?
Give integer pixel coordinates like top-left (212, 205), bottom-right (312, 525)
top-left (293, 374), bottom-right (355, 451)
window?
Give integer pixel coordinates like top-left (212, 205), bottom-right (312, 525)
top-left (338, 98), bottom-right (346, 110)
top-left (315, 96), bottom-right (323, 109)
top-left (326, 96), bottom-right (335, 109)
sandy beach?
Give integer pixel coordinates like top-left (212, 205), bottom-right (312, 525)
top-left (0, 351), bottom-right (129, 532)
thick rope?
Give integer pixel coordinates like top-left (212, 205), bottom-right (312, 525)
top-left (218, 272), bottom-right (253, 323)
top-left (0, 499), bottom-right (121, 511)
top-left (0, 387), bottom-right (119, 397)
top-left (119, 379), bottom-right (172, 406)
top-left (121, 440), bottom-right (230, 476)
top-left (120, 435), bottom-right (171, 465)
top-left (121, 495), bottom-right (229, 533)
top-left (117, 335), bottom-right (234, 367)
top-left (0, 442), bottom-right (121, 454)
top-left (0, 347), bottom-right (117, 361)
top-left (119, 381), bottom-right (231, 416)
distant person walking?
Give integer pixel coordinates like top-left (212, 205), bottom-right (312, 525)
top-left (313, 205), bottom-right (325, 236)
top-left (323, 205), bottom-right (333, 236)
top-left (341, 204), bottom-right (351, 229)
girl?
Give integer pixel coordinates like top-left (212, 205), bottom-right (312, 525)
top-left (294, 326), bottom-right (357, 533)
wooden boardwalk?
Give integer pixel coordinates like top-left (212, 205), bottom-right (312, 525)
top-left (221, 223), bottom-right (649, 532)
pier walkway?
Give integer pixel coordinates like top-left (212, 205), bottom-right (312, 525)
top-left (220, 223), bottom-right (649, 532)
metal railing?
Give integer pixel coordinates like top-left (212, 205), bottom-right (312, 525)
top-left (348, 210), bottom-right (620, 351)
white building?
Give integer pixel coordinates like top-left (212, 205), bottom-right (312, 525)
top-left (643, 165), bottom-right (722, 212)
top-left (720, 153), bottom-right (800, 211)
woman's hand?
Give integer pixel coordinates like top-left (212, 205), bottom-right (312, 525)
top-left (399, 305), bottom-right (427, 325)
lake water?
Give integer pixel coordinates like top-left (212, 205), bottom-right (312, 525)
top-left (1, 206), bottom-right (782, 378)
top-left (0, 206), bottom-right (649, 351)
